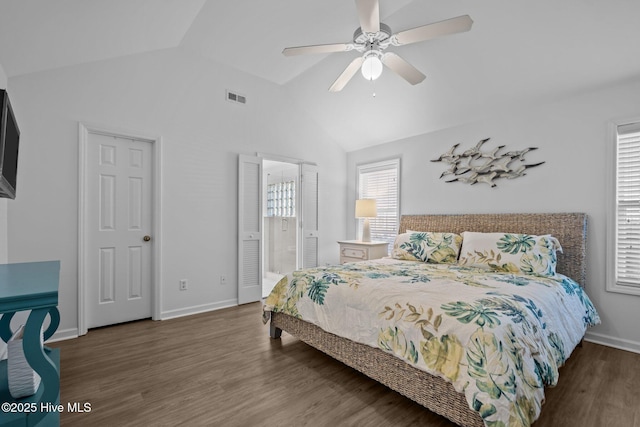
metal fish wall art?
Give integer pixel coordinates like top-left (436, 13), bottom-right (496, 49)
top-left (431, 138), bottom-right (544, 188)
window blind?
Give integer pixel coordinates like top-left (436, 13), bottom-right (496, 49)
top-left (616, 127), bottom-right (640, 287)
top-left (357, 159), bottom-right (400, 253)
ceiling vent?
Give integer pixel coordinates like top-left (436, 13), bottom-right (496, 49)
top-left (226, 90), bottom-right (246, 105)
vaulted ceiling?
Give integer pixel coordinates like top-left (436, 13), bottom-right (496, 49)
top-left (1, 0), bottom-right (640, 151)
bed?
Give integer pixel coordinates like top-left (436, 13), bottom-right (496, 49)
top-left (263, 213), bottom-right (600, 427)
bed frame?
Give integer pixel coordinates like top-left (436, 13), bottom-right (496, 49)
top-left (269, 213), bottom-right (588, 427)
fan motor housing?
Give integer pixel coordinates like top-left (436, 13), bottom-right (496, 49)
top-left (353, 22), bottom-right (392, 45)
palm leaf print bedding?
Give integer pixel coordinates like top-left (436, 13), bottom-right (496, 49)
top-left (263, 258), bottom-right (600, 427)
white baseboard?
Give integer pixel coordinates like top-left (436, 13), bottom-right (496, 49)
top-left (585, 331), bottom-right (640, 355)
top-left (160, 299), bottom-right (238, 320)
top-left (46, 327), bottom-right (79, 344)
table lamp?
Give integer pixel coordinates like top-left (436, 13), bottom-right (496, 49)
top-left (355, 199), bottom-right (377, 242)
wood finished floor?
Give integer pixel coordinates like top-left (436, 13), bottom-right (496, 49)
top-left (51, 303), bottom-right (640, 427)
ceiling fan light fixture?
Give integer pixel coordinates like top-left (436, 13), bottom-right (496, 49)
top-left (282, 0), bottom-right (472, 92)
top-left (361, 52), bottom-right (383, 81)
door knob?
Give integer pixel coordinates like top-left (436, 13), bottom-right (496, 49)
top-left (143, 235), bottom-right (151, 242)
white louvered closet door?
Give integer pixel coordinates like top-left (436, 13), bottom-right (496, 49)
top-left (238, 155), bottom-right (262, 304)
top-left (301, 164), bottom-right (319, 268)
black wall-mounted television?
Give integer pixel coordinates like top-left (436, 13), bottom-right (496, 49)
top-left (0, 89), bottom-right (20, 199)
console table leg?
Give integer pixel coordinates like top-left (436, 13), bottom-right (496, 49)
top-left (24, 308), bottom-right (60, 426)
top-left (43, 307), bottom-right (60, 342)
top-left (0, 312), bottom-right (16, 343)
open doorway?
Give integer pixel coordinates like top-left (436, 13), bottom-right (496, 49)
top-left (238, 154), bottom-right (317, 304)
top-left (262, 160), bottom-right (299, 297)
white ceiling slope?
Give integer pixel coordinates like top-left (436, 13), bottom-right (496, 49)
top-left (1, 1), bottom-right (640, 151)
top-left (0, 0), bottom-right (207, 77)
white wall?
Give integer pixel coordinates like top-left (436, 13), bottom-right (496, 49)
top-left (347, 77), bottom-right (640, 353)
top-left (6, 48), bottom-right (346, 337)
top-left (0, 61), bottom-right (7, 263)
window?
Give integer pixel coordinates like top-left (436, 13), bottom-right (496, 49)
top-left (266, 180), bottom-right (295, 217)
top-left (357, 158), bottom-right (400, 253)
top-left (607, 120), bottom-right (640, 295)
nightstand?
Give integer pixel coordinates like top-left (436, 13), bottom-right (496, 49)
top-left (338, 240), bottom-right (389, 264)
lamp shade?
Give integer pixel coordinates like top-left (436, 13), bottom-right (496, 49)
top-left (355, 199), bottom-right (377, 218)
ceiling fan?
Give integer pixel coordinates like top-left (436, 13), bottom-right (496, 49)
top-left (282, 0), bottom-right (473, 92)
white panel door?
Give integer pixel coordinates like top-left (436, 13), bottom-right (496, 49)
top-left (87, 133), bottom-right (152, 328)
top-left (238, 154), bottom-right (262, 304)
top-left (301, 164), bottom-right (319, 268)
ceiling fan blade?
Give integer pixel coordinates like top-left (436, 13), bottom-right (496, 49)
top-left (283, 43), bottom-right (351, 56)
top-left (355, 0), bottom-right (380, 33)
top-left (394, 15), bottom-right (473, 46)
top-left (382, 52), bottom-right (426, 85)
top-left (329, 57), bottom-right (365, 92)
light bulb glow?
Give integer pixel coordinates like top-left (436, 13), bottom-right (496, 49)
top-left (361, 56), bottom-right (383, 81)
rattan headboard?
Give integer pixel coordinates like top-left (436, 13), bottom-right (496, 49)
top-left (399, 213), bottom-right (587, 286)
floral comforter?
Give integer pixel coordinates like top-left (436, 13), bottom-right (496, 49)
top-left (262, 258), bottom-right (600, 427)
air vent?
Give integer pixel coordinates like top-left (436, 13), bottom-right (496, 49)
top-left (226, 90), bottom-right (246, 105)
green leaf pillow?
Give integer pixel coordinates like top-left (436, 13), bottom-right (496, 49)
top-left (391, 232), bottom-right (463, 264)
top-left (458, 231), bottom-right (563, 276)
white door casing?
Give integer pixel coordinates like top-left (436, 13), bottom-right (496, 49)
top-left (238, 154), bottom-right (262, 304)
top-left (78, 123), bottom-right (162, 334)
top-left (301, 163), bottom-right (319, 268)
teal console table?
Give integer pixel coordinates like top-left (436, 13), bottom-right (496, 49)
top-left (0, 261), bottom-right (60, 427)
